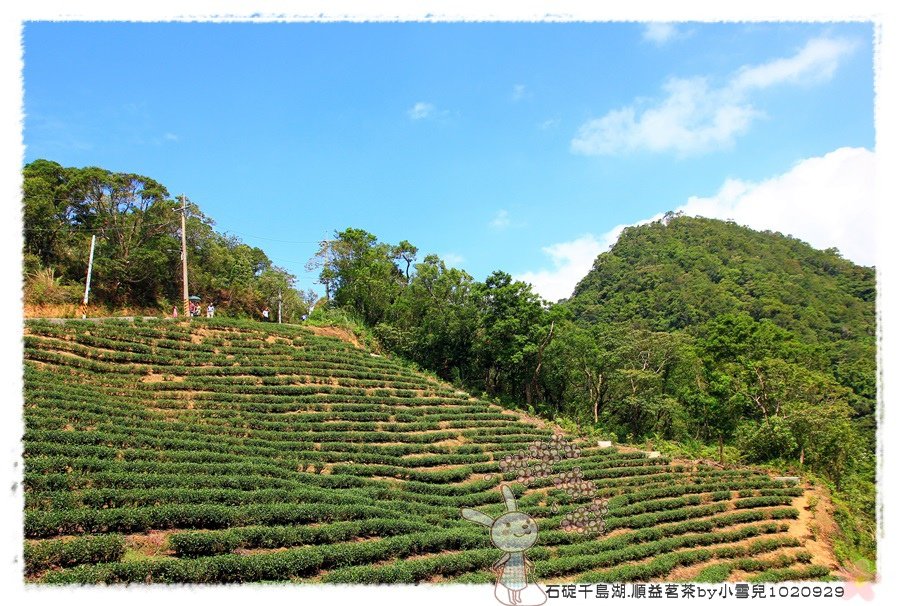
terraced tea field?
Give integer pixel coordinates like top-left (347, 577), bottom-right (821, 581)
top-left (22, 318), bottom-right (839, 584)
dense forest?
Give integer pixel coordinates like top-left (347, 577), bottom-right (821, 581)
top-left (567, 214), bottom-right (876, 447)
top-left (22, 159), bottom-right (315, 320)
top-left (305, 216), bottom-right (876, 567)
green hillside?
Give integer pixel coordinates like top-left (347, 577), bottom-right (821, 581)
top-left (563, 213), bottom-right (876, 462)
top-left (22, 318), bottom-right (835, 584)
top-left (568, 214), bottom-right (875, 343)
top-left (561, 214), bottom-right (877, 569)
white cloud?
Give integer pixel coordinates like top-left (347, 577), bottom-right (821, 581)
top-left (601, 148), bottom-right (876, 266)
top-left (538, 117), bottom-right (561, 130)
top-left (441, 253), bottom-right (465, 267)
top-left (490, 209), bottom-right (511, 230)
top-left (572, 76), bottom-right (759, 156)
top-left (515, 235), bottom-right (608, 302)
top-left (163, 132), bottom-right (179, 142)
top-left (642, 23), bottom-right (680, 46)
top-left (572, 36), bottom-right (856, 157)
top-left (674, 146), bottom-right (875, 266)
top-left (512, 84), bottom-right (528, 101)
top-left (731, 37), bottom-right (857, 91)
top-left (518, 147), bottom-right (875, 302)
top-left (407, 102), bottom-right (435, 120)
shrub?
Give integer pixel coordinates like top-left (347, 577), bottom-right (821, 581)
top-left (24, 535), bottom-right (126, 575)
top-left (735, 418), bottom-right (798, 463)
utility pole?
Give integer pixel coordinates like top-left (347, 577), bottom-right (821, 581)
top-left (278, 289), bottom-right (283, 324)
top-left (180, 195), bottom-right (190, 320)
top-left (80, 234), bottom-right (96, 319)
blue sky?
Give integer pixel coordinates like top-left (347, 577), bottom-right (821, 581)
top-left (22, 21), bottom-right (875, 300)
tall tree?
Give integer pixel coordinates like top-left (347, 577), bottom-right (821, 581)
top-left (473, 271), bottom-right (547, 398)
top-left (22, 159), bottom-right (79, 270)
top-left (48, 167), bottom-right (178, 305)
top-left (378, 254), bottom-right (479, 382)
top-left (308, 228), bottom-right (406, 325)
top-left (393, 240), bottom-right (418, 281)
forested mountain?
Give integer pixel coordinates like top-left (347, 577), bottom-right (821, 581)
top-left (565, 214), bottom-right (876, 442)
top-left (568, 213), bottom-right (874, 343)
top-left (560, 215), bottom-right (877, 565)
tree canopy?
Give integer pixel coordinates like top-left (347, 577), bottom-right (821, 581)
top-left (22, 159), bottom-right (315, 321)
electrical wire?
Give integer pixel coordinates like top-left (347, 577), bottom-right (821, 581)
top-left (24, 224), bottom-right (324, 246)
top-left (227, 233), bottom-right (323, 245)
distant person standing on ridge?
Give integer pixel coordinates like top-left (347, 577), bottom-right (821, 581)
top-left (207, 303), bottom-right (215, 318)
top-left (172, 306), bottom-right (178, 318)
top-left (262, 307), bottom-right (270, 321)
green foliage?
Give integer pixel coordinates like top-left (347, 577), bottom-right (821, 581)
top-left (21, 159), bottom-right (307, 317)
top-left (23, 206), bottom-right (875, 581)
top-left (23, 318), bottom-right (824, 584)
top-left (307, 228), bottom-right (407, 325)
top-left (43, 547), bottom-right (327, 584)
top-left (693, 563), bottom-right (732, 582)
top-left (375, 254), bottom-right (479, 385)
top-left (24, 267), bottom-right (82, 306)
top-left (569, 215), bottom-right (874, 336)
top-left (735, 417), bottom-right (798, 462)
top-left (305, 306), bottom-right (378, 349)
top-left (309, 232), bottom-right (555, 402)
top-left (170, 518), bottom-right (432, 558)
top-left (303, 216), bottom-right (875, 568)
top-left (24, 534), bottom-right (126, 575)
top-left (747, 565), bottom-right (833, 582)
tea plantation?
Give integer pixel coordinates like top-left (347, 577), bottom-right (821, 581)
top-left (22, 318), bottom-right (836, 584)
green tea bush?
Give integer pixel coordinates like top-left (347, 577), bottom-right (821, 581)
top-left (23, 319), bottom-right (822, 584)
top-left (24, 534), bottom-right (126, 574)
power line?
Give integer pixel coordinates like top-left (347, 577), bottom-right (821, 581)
top-left (227, 232), bottom-right (322, 244)
top-left (267, 259), bottom-right (319, 272)
top-left (23, 221), bottom-right (177, 233)
top-left (24, 223), bottom-right (324, 249)
top-left (23, 214), bottom-right (327, 276)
